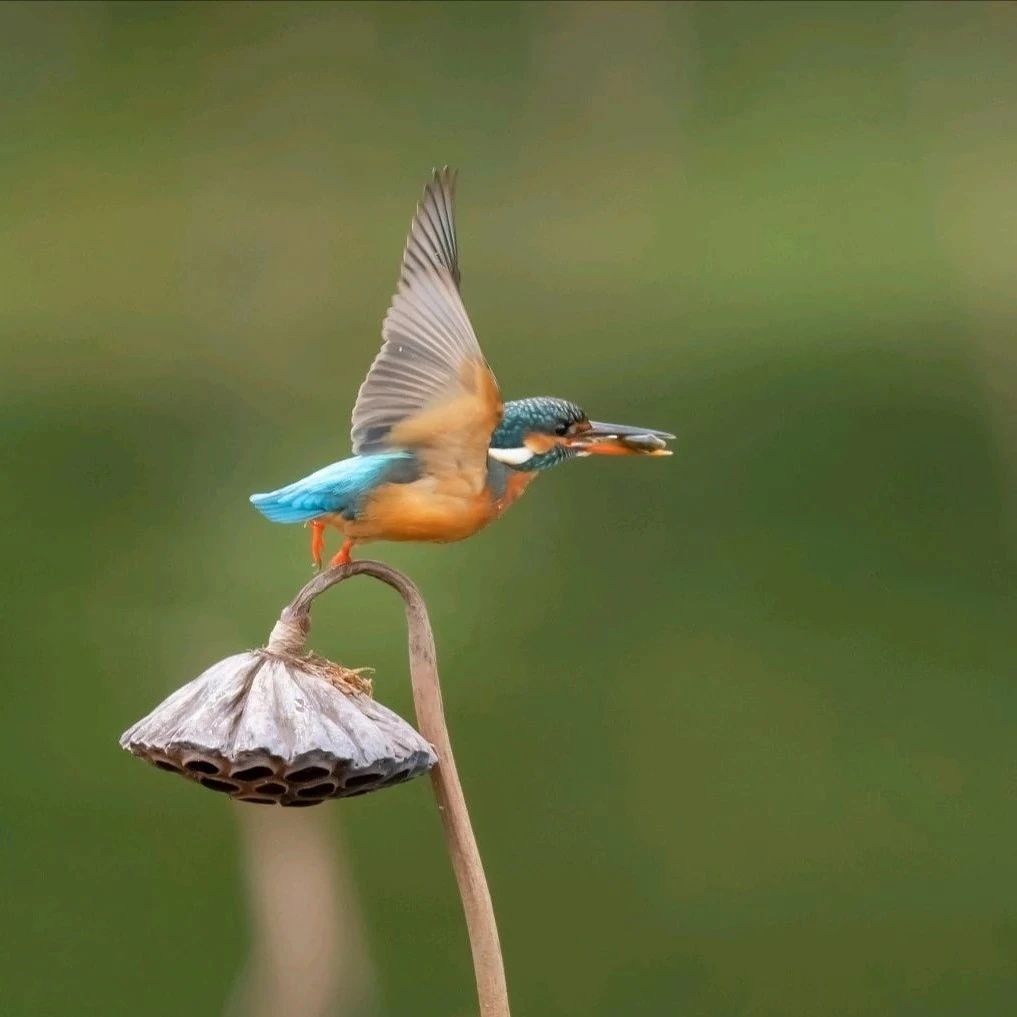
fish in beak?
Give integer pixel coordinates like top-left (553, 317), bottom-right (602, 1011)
top-left (569, 421), bottom-right (675, 456)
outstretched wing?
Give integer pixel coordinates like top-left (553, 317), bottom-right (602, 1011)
top-left (350, 168), bottom-right (501, 489)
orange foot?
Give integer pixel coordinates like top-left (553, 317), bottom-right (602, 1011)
top-left (309, 520), bottom-right (326, 570)
top-left (329, 538), bottom-right (354, 569)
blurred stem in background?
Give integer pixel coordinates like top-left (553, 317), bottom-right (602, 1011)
top-left (226, 807), bottom-right (377, 1017)
top-left (899, 3), bottom-right (1017, 557)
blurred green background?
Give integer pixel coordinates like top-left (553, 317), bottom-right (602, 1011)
top-left (3, 2), bottom-right (1016, 1015)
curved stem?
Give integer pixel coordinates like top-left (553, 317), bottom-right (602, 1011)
top-left (279, 560), bottom-right (511, 1017)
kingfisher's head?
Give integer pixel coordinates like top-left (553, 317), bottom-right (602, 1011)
top-left (488, 397), bottom-right (673, 472)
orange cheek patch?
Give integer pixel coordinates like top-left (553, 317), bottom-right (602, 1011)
top-left (524, 432), bottom-right (559, 454)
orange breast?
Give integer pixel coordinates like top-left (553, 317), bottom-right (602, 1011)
top-left (341, 477), bottom-right (497, 544)
top-left (328, 468), bottom-right (539, 546)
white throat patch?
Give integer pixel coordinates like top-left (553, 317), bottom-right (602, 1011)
top-left (488, 447), bottom-right (535, 466)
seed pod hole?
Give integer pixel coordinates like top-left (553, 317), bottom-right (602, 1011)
top-left (255, 782), bottom-right (286, 796)
top-left (231, 765), bottom-right (274, 781)
top-left (200, 777), bottom-right (239, 794)
top-left (297, 783), bottom-right (336, 799)
top-left (286, 765), bottom-right (330, 784)
top-left (345, 772), bottom-right (382, 789)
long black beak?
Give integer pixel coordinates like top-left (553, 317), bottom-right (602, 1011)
top-left (574, 421), bottom-right (675, 456)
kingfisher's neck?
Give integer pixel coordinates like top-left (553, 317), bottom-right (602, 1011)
top-left (486, 457), bottom-right (538, 512)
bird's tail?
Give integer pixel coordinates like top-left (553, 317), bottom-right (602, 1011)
top-left (249, 489), bottom-right (322, 524)
top-left (249, 452), bottom-right (417, 525)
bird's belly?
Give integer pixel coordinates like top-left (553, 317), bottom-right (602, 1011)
top-left (342, 480), bottom-right (496, 544)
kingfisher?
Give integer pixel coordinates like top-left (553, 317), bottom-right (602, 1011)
top-left (251, 168), bottom-right (673, 570)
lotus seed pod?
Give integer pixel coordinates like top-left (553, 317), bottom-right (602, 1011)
top-left (120, 613), bottom-right (437, 806)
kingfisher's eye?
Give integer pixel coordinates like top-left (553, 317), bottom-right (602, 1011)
top-left (554, 421), bottom-right (569, 436)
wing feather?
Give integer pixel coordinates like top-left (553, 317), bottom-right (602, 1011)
top-left (350, 168), bottom-right (501, 476)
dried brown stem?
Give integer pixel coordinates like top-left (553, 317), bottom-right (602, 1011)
top-left (279, 560), bottom-right (511, 1017)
